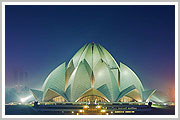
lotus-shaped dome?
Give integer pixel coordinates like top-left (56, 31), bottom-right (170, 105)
top-left (31, 43), bottom-right (156, 103)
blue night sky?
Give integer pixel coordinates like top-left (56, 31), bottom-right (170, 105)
top-left (5, 5), bottom-right (175, 94)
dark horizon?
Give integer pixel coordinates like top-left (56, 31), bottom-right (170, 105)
top-left (5, 5), bottom-right (175, 96)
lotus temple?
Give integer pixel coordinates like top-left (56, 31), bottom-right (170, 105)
top-left (31, 43), bottom-right (157, 103)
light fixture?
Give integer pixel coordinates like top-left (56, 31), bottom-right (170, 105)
top-left (96, 105), bottom-right (101, 109)
top-left (79, 110), bottom-right (84, 113)
top-left (101, 109), bottom-right (106, 113)
top-left (83, 105), bottom-right (89, 109)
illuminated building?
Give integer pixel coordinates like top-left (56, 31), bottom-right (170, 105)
top-left (31, 43), bottom-right (156, 103)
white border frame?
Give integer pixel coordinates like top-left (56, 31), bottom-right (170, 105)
top-left (2, 2), bottom-right (178, 118)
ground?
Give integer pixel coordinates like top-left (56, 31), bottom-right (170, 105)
top-left (5, 104), bottom-right (175, 115)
